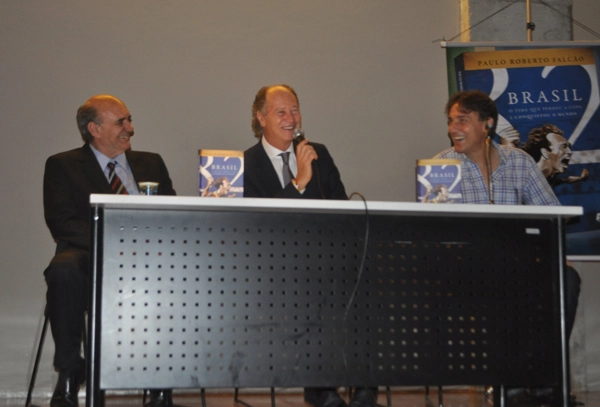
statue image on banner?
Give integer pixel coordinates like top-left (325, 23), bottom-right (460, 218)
top-left (522, 123), bottom-right (590, 187)
top-left (415, 158), bottom-right (462, 203)
top-left (447, 45), bottom-right (600, 259)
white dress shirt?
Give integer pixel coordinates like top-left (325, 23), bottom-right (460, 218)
top-left (90, 144), bottom-right (139, 195)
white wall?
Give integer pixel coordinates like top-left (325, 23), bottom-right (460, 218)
top-left (0, 0), bottom-right (598, 398)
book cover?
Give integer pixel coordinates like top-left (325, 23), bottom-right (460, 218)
top-left (450, 45), bottom-right (600, 257)
top-left (198, 149), bottom-right (244, 197)
top-left (416, 159), bottom-right (462, 203)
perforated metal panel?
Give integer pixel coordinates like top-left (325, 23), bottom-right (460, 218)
top-left (95, 208), bottom-right (562, 390)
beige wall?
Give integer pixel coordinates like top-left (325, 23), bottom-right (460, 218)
top-left (0, 0), bottom-right (597, 398)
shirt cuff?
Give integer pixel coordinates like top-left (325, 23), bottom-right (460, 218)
top-left (291, 179), bottom-right (306, 194)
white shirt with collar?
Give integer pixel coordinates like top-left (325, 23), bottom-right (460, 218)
top-left (89, 144), bottom-right (139, 195)
top-left (261, 136), bottom-right (298, 188)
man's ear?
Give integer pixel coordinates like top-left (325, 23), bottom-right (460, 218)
top-left (540, 147), bottom-right (550, 160)
top-left (87, 121), bottom-right (99, 138)
top-left (256, 111), bottom-right (266, 128)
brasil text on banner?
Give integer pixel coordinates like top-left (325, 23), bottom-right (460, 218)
top-left (446, 44), bottom-right (600, 259)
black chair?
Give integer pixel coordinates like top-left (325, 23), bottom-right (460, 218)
top-left (25, 305), bottom-right (87, 407)
top-left (25, 305), bottom-right (50, 407)
top-left (234, 387), bottom-right (275, 407)
top-left (425, 385), bottom-right (444, 407)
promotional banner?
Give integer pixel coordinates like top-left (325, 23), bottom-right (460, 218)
top-left (446, 43), bottom-right (600, 260)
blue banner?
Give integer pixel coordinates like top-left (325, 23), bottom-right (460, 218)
top-left (447, 45), bottom-right (600, 260)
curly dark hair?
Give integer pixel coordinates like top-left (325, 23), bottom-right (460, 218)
top-left (251, 84), bottom-right (299, 138)
top-left (522, 124), bottom-right (564, 161)
top-left (445, 90), bottom-right (498, 136)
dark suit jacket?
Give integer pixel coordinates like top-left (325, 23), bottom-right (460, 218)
top-left (44, 143), bottom-right (176, 250)
top-left (244, 139), bottom-right (347, 200)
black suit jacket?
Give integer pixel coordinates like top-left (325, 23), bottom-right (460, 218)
top-left (244, 139), bottom-right (347, 200)
top-left (44, 143), bottom-right (176, 250)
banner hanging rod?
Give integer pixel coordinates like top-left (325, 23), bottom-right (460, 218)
top-left (441, 40), bottom-right (600, 48)
top-left (437, 0), bottom-right (600, 45)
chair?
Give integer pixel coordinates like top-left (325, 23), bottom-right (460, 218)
top-left (234, 387), bottom-right (275, 407)
top-left (425, 385), bottom-right (444, 407)
top-left (25, 305), bottom-right (50, 407)
top-left (25, 305), bottom-right (87, 407)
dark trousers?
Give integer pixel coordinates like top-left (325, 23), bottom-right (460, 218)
top-left (304, 387), bottom-right (378, 406)
top-left (565, 265), bottom-right (581, 340)
top-left (494, 264), bottom-right (582, 402)
top-left (44, 245), bottom-right (89, 372)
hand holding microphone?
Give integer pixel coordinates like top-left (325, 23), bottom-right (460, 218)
top-left (292, 128), bottom-right (318, 191)
top-left (293, 128), bottom-right (305, 142)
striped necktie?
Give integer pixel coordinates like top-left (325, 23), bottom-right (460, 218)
top-left (106, 162), bottom-right (128, 195)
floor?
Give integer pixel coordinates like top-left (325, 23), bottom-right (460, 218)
top-left (8, 387), bottom-right (598, 407)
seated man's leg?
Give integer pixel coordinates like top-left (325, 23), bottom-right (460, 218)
top-left (512, 265), bottom-right (583, 407)
top-left (305, 387), bottom-right (378, 407)
top-left (349, 387), bottom-right (378, 407)
top-left (305, 388), bottom-right (347, 407)
top-left (45, 246), bottom-right (176, 407)
top-left (44, 246), bottom-right (89, 407)
top-left (565, 264), bottom-right (581, 340)
top-left (145, 390), bottom-right (173, 407)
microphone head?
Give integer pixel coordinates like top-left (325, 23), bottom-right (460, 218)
top-left (293, 128), bottom-right (305, 142)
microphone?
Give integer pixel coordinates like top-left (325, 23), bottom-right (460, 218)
top-left (293, 128), bottom-right (305, 142)
top-left (292, 127), bottom-right (324, 198)
top-left (485, 135), bottom-right (494, 204)
top-left (486, 123), bottom-right (493, 139)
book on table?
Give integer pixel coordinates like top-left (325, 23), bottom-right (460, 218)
top-left (416, 158), bottom-right (462, 203)
top-left (198, 149), bottom-right (244, 197)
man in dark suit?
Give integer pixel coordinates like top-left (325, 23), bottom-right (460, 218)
top-left (243, 85), bottom-right (376, 407)
top-left (244, 85), bottom-right (347, 200)
top-left (43, 95), bottom-right (176, 407)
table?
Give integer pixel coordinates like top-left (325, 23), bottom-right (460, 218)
top-left (87, 195), bottom-right (581, 407)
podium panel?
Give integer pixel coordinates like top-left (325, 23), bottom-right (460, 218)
top-left (89, 198), bottom-right (570, 394)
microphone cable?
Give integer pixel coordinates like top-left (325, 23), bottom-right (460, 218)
top-left (485, 137), bottom-right (494, 204)
top-left (340, 191), bottom-right (370, 382)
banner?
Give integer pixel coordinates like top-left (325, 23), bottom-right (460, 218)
top-left (446, 43), bottom-right (600, 260)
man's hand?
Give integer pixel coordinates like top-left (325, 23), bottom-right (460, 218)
top-left (294, 139), bottom-right (318, 190)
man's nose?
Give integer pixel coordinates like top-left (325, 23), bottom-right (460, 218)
top-left (283, 111), bottom-right (295, 122)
